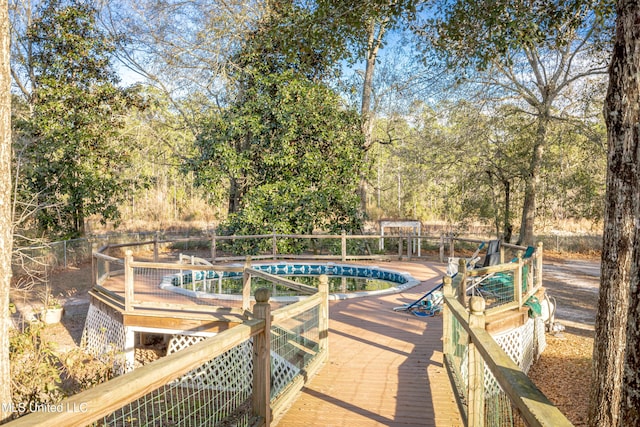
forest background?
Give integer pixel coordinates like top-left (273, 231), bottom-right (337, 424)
top-left (7, 0), bottom-right (611, 251)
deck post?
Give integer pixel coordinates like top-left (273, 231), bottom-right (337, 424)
top-left (341, 231), bottom-right (346, 262)
top-left (318, 275), bottom-right (329, 353)
top-left (242, 256), bottom-right (252, 311)
top-left (514, 254), bottom-right (523, 307)
top-left (439, 234), bottom-right (444, 263)
top-left (91, 242), bottom-right (98, 287)
top-left (252, 288), bottom-right (272, 425)
top-left (442, 275), bottom-right (453, 355)
top-left (536, 241), bottom-right (544, 289)
top-left (457, 258), bottom-right (468, 308)
top-left (468, 296), bottom-right (486, 427)
top-left (124, 250), bottom-right (134, 312)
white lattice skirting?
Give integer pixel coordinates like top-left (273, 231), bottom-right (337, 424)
top-left (167, 334), bottom-right (300, 398)
top-left (81, 304), bottom-right (129, 371)
top-left (461, 317), bottom-right (547, 397)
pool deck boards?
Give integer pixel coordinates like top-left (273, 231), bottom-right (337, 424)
top-left (274, 261), bottom-right (463, 426)
top-left (100, 259), bottom-right (464, 426)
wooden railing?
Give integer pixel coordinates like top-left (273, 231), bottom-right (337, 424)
top-left (446, 239), bottom-right (544, 317)
top-left (442, 276), bottom-right (572, 427)
top-left (7, 275), bottom-right (329, 427)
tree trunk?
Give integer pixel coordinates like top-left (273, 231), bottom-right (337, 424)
top-left (517, 115), bottom-right (547, 246)
top-left (503, 179), bottom-right (512, 243)
top-left (358, 18), bottom-right (387, 215)
top-left (588, 2), bottom-right (639, 425)
top-left (617, 1), bottom-right (640, 425)
top-left (0, 0), bottom-right (12, 421)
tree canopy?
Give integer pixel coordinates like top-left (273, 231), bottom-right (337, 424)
top-left (13, 0), bottom-right (144, 239)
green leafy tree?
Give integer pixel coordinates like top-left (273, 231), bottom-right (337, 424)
top-left (194, 69), bottom-right (364, 245)
top-left (191, 3), bottom-right (365, 244)
top-left (15, 0), bottom-right (141, 238)
top-left (420, 0), bottom-right (612, 245)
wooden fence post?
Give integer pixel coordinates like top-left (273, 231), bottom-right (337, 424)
top-left (211, 230), bottom-right (217, 262)
top-left (439, 234), bottom-right (445, 263)
top-left (242, 256), bottom-right (252, 311)
top-left (124, 250), bottom-right (134, 312)
top-left (153, 231), bottom-right (159, 262)
top-left (468, 296), bottom-right (486, 427)
top-left (449, 234), bottom-right (455, 259)
top-left (341, 231), bottom-right (346, 262)
top-left (252, 288), bottom-right (272, 425)
top-left (272, 232), bottom-right (277, 260)
top-left (318, 275), bottom-right (329, 353)
top-left (398, 234), bottom-right (403, 260)
top-left (407, 236), bottom-right (412, 261)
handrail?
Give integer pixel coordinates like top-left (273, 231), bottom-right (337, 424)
top-left (246, 268), bottom-right (317, 295)
top-left (7, 319), bottom-right (265, 426)
top-left (442, 278), bottom-right (572, 427)
top-left (8, 274), bottom-right (330, 426)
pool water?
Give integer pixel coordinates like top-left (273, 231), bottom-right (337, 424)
top-left (160, 262), bottom-right (419, 301)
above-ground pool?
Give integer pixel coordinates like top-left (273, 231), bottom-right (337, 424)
top-left (160, 262), bottom-right (420, 302)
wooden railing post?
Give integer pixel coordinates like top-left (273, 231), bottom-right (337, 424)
top-left (442, 275), bottom-right (453, 355)
top-left (457, 258), bottom-right (468, 308)
top-left (514, 254), bottom-right (523, 307)
top-left (252, 288), bottom-right (272, 425)
top-left (439, 234), bottom-right (445, 263)
top-left (468, 296), bottom-right (486, 427)
top-left (211, 230), bottom-right (217, 262)
top-left (242, 256), bottom-right (252, 311)
top-left (124, 250), bottom-right (134, 312)
top-left (536, 241), bottom-right (544, 289)
top-left (341, 230), bottom-right (346, 262)
top-left (91, 243), bottom-right (98, 287)
top-left (318, 275), bottom-right (329, 353)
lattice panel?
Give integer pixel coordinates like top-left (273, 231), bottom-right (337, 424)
top-left (169, 336), bottom-right (253, 392)
top-left (535, 317), bottom-right (547, 356)
top-left (81, 304), bottom-right (127, 357)
top-left (167, 334), bottom-right (207, 354)
top-left (484, 318), bottom-right (546, 397)
top-left (271, 351), bottom-right (300, 398)
top-left (167, 334), bottom-right (299, 399)
top-left (493, 319), bottom-right (534, 371)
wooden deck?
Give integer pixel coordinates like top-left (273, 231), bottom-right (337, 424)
top-left (274, 261), bottom-right (463, 426)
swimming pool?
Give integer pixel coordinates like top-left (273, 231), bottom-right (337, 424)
top-left (160, 262), bottom-right (420, 302)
